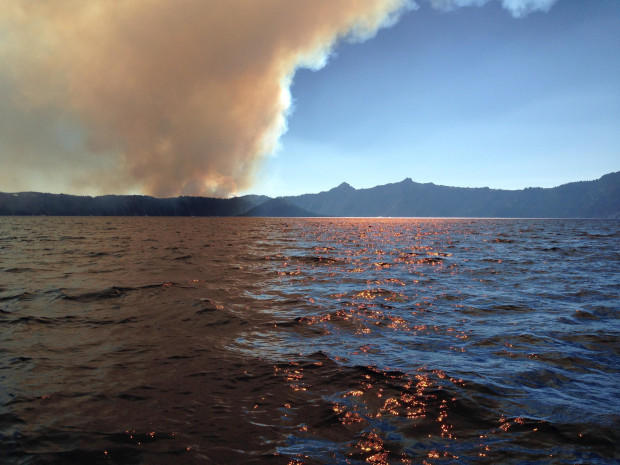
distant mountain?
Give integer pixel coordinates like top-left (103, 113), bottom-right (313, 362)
top-left (0, 192), bottom-right (267, 216)
top-left (242, 198), bottom-right (319, 217)
top-left (0, 171), bottom-right (618, 217)
top-left (283, 171), bottom-right (620, 218)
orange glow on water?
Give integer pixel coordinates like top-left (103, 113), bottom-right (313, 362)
top-left (4, 218), bottom-right (610, 464)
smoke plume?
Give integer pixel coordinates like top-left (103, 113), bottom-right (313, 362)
top-left (429, 0), bottom-right (558, 17)
top-left (0, 0), bottom-right (415, 196)
top-left (0, 0), bottom-right (558, 196)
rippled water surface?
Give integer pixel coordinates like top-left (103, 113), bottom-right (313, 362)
top-left (1, 217), bottom-right (619, 464)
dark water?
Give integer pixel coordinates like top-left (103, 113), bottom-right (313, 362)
top-left (1, 217), bottom-right (618, 464)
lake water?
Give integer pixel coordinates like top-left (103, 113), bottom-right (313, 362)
top-left (1, 217), bottom-right (618, 464)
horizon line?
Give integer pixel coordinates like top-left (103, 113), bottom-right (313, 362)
top-left (3, 170), bottom-right (617, 200)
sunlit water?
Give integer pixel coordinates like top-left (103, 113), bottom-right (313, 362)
top-left (1, 217), bottom-right (618, 464)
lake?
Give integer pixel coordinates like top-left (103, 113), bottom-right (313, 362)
top-left (1, 217), bottom-right (618, 464)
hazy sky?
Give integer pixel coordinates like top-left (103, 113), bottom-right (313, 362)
top-left (1, 0), bottom-right (618, 197)
top-left (250, 0), bottom-right (620, 196)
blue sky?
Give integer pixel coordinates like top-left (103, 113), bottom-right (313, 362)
top-left (248, 0), bottom-right (620, 196)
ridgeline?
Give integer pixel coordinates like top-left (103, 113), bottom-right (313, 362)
top-left (1, 172), bottom-right (619, 218)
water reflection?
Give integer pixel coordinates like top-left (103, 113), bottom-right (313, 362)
top-left (237, 218), bottom-right (619, 463)
top-left (0, 218), bottom-right (618, 464)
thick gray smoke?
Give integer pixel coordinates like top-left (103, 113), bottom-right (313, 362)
top-left (0, 0), bottom-right (415, 196)
top-left (0, 0), bottom-right (558, 196)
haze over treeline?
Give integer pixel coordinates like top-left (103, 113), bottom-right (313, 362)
top-left (2, 172), bottom-right (618, 218)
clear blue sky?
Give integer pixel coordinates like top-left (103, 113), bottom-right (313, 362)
top-left (248, 0), bottom-right (620, 197)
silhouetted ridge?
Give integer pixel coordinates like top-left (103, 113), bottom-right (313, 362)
top-left (0, 171), bottom-right (618, 217)
top-left (282, 171), bottom-right (620, 218)
top-left (0, 192), bottom-right (268, 216)
top-left (242, 198), bottom-right (319, 217)
top-left (331, 182), bottom-right (355, 192)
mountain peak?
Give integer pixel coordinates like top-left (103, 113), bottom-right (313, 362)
top-left (332, 182), bottom-right (354, 192)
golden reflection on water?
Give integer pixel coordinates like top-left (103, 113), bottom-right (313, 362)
top-left (264, 220), bottom-right (492, 462)
top-left (330, 367), bottom-right (464, 462)
top-left (3, 218), bottom-right (614, 464)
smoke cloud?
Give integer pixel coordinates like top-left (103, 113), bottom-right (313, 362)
top-left (0, 0), bottom-right (558, 196)
top-left (0, 0), bottom-right (415, 196)
top-left (429, 0), bottom-right (559, 17)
